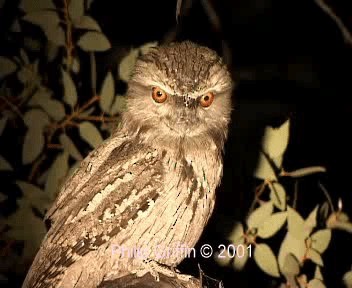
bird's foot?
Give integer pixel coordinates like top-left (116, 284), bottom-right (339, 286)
top-left (132, 259), bottom-right (191, 282)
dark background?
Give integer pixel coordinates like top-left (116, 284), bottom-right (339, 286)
top-left (1, 0), bottom-right (352, 287)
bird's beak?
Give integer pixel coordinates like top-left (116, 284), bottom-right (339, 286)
top-left (175, 96), bottom-right (197, 126)
top-left (182, 95), bottom-right (196, 108)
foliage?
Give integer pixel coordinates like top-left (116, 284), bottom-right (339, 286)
top-left (1, 1), bottom-right (350, 287)
top-left (215, 120), bottom-right (352, 287)
top-left (0, 0), bottom-right (157, 281)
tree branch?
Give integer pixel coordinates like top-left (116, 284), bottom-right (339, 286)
top-left (314, 0), bottom-right (352, 46)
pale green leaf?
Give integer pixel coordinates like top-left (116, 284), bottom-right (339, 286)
top-left (287, 206), bottom-right (306, 239)
top-left (77, 31), bottom-right (111, 52)
top-left (0, 56), bottom-right (17, 79)
top-left (297, 274), bottom-right (308, 288)
top-left (327, 215), bottom-right (352, 233)
top-left (68, 0), bottom-right (84, 21)
top-left (40, 98), bottom-right (66, 121)
top-left (59, 133), bottom-right (83, 161)
top-left (281, 253), bottom-right (300, 277)
top-left (23, 109), bottom-right (50, 129)
top-left (314, 266), bottom-right (323, 281)
top-left (16, 181), bottom-right (52, 214)
top-left (336, 212), bottom-right (349, 222)
top-left (254, 153), bottom-right (282, 180)
top-left (45, 99), bottom-right (66, 120)
top-left (247, 201), bottom-right (273, 229)
top-left (0, 155), bottom-right (13, 171)
top-left (28, 87), bottom-right (51, 106)
top-left (278, 232), bottom-right (306, 270)
top-left (139, 41), bottom-right (158, 55)
top-left (22, 128), bottom-right (45, 164)
top-left (45, 152), bottom-right (69, 200)
top-left (13, 55), bottom-right (21, 64)
top-left (343, 271), bottom-right (352, 288)
top-left (20, 49), bottom-right (30, 64)
top-left (110, 94), bottom-right (127, 115)
top-left (20, 0), bottom-right (55, 12)
top-left (308, 279), bottom-right (326, 288)
top-left (46, 41), bottom-right (59, 62)
top-left (5, 196), bottom-right (47, 264)
top-left (257, 212), bottom-right (287, 239)
top-left (227, 222), bottom-right (244, 243)
top-left (233, 248), bottom-right (249, 270)
top-left (311, 229), bottom-right (331, 253)
top-left (23, 11), bottom-right (60, 28)
top-left (44, 25), bottom-right (65, 46)
top-left (254, 243), bottom-right (280, 277)
top-left (284, 166), bottom-right (326, 178)
top-left (306, 249), bottom-right (323, 266)
top-left (62, 69), bottom-right (77, 107)
top-left (73, 15), bottom-right (101, 31)
top-left (118, 48), bottom-right (139, 82)
top-left (0, 116), bottom-right (7, 135)
top-left (270, 182), bottom-right (286, 211)
top-left (99, 72), bottom-right (114, 113)
top-left (71, 57), bottom-right (80, 73)
top-left (17, 67), bottom-right (32, 83)
top-left (261, 119), bottom-right (290, 158)
top-left (304, 206), bottom-right (318, 235)
top-left (79, 121), bottom-right (103, 148)
top-left (214, 251), bottom-right (231, 267)
top-left (29, 87), bottom-right (65, 121)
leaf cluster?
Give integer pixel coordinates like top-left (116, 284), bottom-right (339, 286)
top-left (0, 0), bottom-right (157, 280)
top-left (215, 120), bottom-right (352, 288)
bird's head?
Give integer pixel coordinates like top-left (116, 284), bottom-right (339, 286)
top-left (123, 41), bottom-right (233, 148)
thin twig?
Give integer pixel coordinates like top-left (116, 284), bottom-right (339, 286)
top-left (314, 0), bottom-right (352, 46)
top-left (199, 0), bottom-right (232, 65)
top-left (200, 0), bottom-right (221, 32)
top-left (28, 154), bottom-right (46, 182)
top-left (200, 0), bottom-right (223, 40)
top-left (0, 95), bottom-right (24, 120)
top-left (47, 143), bottom-right (63, 149)
top-left (90, 52), bottom-right (96, 96)
top-left (31, 94), bottom-right (102, 182)
top-left (248, 180), bottom-right (269, 214)
top-left (63, 0), bottom-right (74, 68)
top-left (0, 239), bottom-right (15, 257)
top-left (318, 182), bottom-right (335, 213)
top-left (176, 0), bottom-right (182, 23)
top-left (293, 180), bottom-right (298, 209)
top-left (76, 115), bottom-right (118, 122)
top-left (53, 95), bottom-right (100, 130)
top-left (46, 95), bottom-right (100, 145)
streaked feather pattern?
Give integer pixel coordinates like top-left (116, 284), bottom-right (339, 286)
top-left (22, 41), bottom-right (233, 288)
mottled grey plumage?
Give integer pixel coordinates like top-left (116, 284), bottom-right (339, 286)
top-left (22, 41), bottom-right (233, 288)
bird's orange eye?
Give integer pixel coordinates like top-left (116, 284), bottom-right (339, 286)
top-left (152, 87), bottom-right (168, 103)
top-left (200, 92), bottom-right (215, 108)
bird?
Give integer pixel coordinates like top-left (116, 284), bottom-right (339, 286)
top-left (22, 41), bottom-right (233, 288)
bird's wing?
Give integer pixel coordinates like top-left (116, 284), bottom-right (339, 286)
top-left (45, 131), bottom-right (129, 224)
top-left (22, 132), bottom-right (165, 288)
